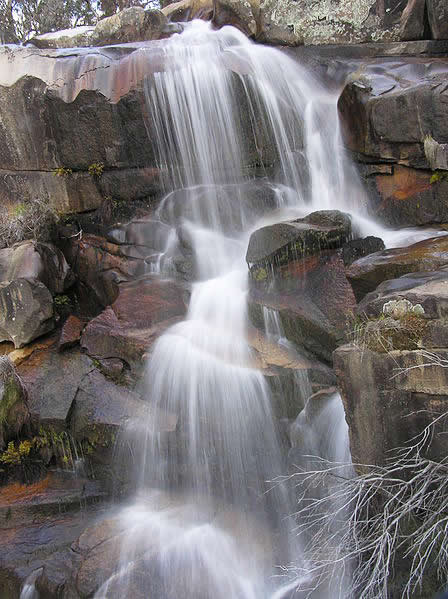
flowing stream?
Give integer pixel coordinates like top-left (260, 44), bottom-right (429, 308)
top-left (88, 20), bottom-right (413, 599)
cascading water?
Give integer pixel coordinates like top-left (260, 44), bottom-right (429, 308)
top-left (94, 20), bottom-right (394, 598)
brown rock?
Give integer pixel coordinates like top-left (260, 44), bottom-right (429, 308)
top-left (334, 344), bottom-right (448, 471)
top-left (347, 235), bottom-right (448, 301)
top-left (91, 7), bottom-right (169, 46)
top-left (162, 0), bottom-right (213, 21)
top-left (399, 0), bottom-right (426, 40)
top-left (427, 0), bottom-right (448, 39)
top-left (0, 278), bottom-right (54, 348)
top-left (58, 315), bottom-right (84, 351)
top-left (81, 277), bottom-right (188, 369)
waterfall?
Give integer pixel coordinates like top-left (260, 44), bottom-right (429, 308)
top-left (94, 20), bottom-right (367, 598)
top-left (20, 569), bottom-right (42, 599)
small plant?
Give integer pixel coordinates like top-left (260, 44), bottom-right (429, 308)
top-left (54, 294), bottom-right (71, 307)
top-left (430, 170), bottom-right (448, 185)
top-left (0, 440), bottom-right (31, 466)
top-left (88, 161), bottom-right (104, 178)
top-left (53, 167), bottom-right (72, 177)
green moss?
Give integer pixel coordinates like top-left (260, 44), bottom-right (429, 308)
top-left (88, 162), bottom-right (105, 178)
top-left (53, 167), bottom-right (72, 177)
top-left (430, 170), bottom-right (448, 185)
top-left (0, 378), bottom-right (22, 426)
top-left (252, 267), bottom-right (268, 281)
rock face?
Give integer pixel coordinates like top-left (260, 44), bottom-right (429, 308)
top-left (91, 7), bottom-right (169, 46)
top-left (246, 210), bottom-right (352, 276)
top-left (335, 345), bottom-right (448, 470)
top-left (81, 277), bottom-right (188, 371)
top-left (338, 58), bottom-right (448, 227)
top-left (347, 235), bottom-right (448, 301)
top-left (427, 0), bottom-right (448, 39)
top-left (399, 0), bottom-right (426, 40)
top-left (30, 8), bottom-right (173, 49)
top-left (0, 358), bottom-right (29, 450)
top-left (249, 249), bottom-right (357, 362)
top-left (2, 241), bottom-right (74, 294)
top-left (0, 278), bottom-right (54, 348)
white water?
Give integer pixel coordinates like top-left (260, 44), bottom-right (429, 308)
top-left (93, 20), bottom-right (428, 599)
top-left (20, 569), bottom-right (42, 599)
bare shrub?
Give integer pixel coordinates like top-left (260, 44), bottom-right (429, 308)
top-left (0, 198), bottom-right (59, 248)
top-left (281, 410), bottom-right (448, 599)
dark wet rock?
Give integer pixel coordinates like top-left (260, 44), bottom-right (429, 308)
top-left (246, 210), bottom-right (351, 275)
top-left (81, 277), bottom-right (188, 370)
top-left (17, 346), bottom-right (94, 431)
top-left (0, 358), bottom-right (29, 450)
top-left (399, 0), bottom-right (426, 40)
top-left (98, 357), bottom-right (125, 379)
top-left (58, 316), bottom-right (85, 351)
top-left (341, 236), bottom-right (385, 267)
top-left (370, 165), bottom-right (448, 227)
top-left (249, 251), bottom-right (356, 363)
top-left (427, 0), bottom-right (448, 39)
top-left (0, 473), bottom-right (108, 529)
top-left (339, 60), bottom-right (448, 171)
top-left (70, 369), bottom-right (176, 454)
top-left (347, 235), bottom-right (448, 301)
top-left (62, 234), bottom-right (139, 309)
top-left (0, 278), bottom-right (55, 348)
top-left (4, 241), bottom-right (74, 294)
top-left (357, 268), bottom-right (448, 320)
top-left (334, 344), bottom-right (448, 471)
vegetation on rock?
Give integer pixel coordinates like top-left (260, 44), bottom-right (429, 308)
top-left (0, 197), bottom-right (59, 248)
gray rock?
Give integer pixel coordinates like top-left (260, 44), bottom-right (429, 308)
top-left (399, 0), bottom-right (426, 40)
top-left (246, 210), bottom-right (351, 270)
top-left (0, 278), bottom-right (54, 348)
top-left (427, 0), bottom-right (448, 39)
top-left (29, 25), bottom-right (95, 49)
top-left (4, 241), bottom-right (74, 294)
top-left (91, 7), bottom-right (169, 46)
top-left (258, 0), bottom-right (406, 46)
top-left (334, 344), bottom-right (448, 471)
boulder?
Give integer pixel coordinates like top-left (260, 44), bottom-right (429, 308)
top-left (81, 277), bottom-right (188, 370)
top-left (0, 357), bottom-right (29, 450)
top-left (334, 344), bottom-right (448, 470)
top-left (29, 25), bottom-right (95, 49)
top-left (427, 0), bottom-right (448, 39)
top-left (58, 315), bottom-right (85, 351)
top-left (213, 0), bottom-right (258, 37)
top-left (347, 235), bottom-right (448, 301)
top-left (162, 0), bottom-right (213, 21)
top-left (399, 0), bottom-right (426, 40)
top-left (258, 0), bottom-right (407, 46)
top-left (340, 236), bottom-right (385, 267)
top-left (70, 369), bottom-right (176, 454)
top-left (16, 347), bottom-right (94, 431)
top-left (0, 278), bottom-right (54, 348)
top-left (91, 7), bottom-right (169, 46)
top-left (246, 210), bottom-right (351, 277)
top-left (3, 241), bottom-right (74, 294)
top-left (338, 59), bottom-right (448, 169)
top-left (249, 250), bottom-right (356, 363)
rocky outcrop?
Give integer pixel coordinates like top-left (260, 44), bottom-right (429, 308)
top-left (81, 277), bottom-right (188, 371)
top-left (335, 344), bottom-right (448, 470)
top-left (249, 249), bottom-right (357, 362)
top-left (246, 210), bottom-right (352, 278)
top-left (347, 235), bottom-right (448, 301)
top-left (162, 0), bottom-right (214, 21)
top-left (0, 357), bottom-right (29, 450)
top-left (399, 0), bottom-right (426, 40)
top-left (0, 279), bottom-right (55, 348)
top-left (2, 241), bottom-right (74, 294)
top-left (427, 0), bottom-right (448, 39)
top-left (30, 7), bottom-right (175, 49)
top-left (339, 58), bottom-right (448, 227)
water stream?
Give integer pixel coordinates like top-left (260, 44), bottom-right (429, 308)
top-left (92, 20), bottom-right (420, 598)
